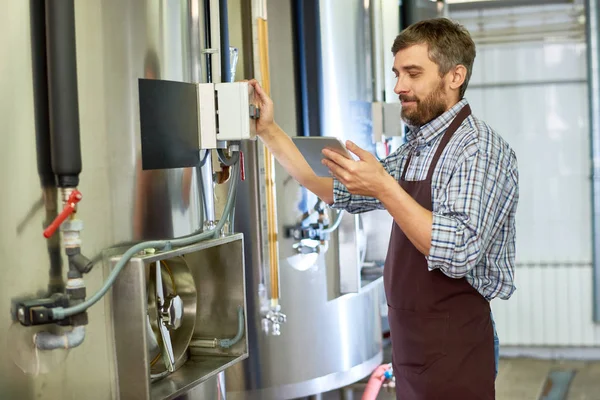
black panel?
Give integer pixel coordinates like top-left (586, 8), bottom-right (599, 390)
top-left (401, 0), bottom-right (438, 28)
top-left (138, 79), bottom-right (200, 170)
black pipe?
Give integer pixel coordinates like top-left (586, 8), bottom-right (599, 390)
top-left (204, 0), bottom-right (213, 82)
top-left (219, 0), bottom-right (232, 83)
top-left (292, 0), bottom-right (323, 137)
top-left (45, 0), bottom-right (82, 188)
top-left (30, 0), bottom-right (64, 294)
top-left (30, 0), bottom-right (54, 188)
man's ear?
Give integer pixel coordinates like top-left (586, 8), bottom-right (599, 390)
top-left (448, 65), bottom-right (467, 91)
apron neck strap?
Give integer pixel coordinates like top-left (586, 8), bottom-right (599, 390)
top-left (400, 104), bottom-right (472, 181)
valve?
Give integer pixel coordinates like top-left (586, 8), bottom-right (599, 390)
top-left (263, 306), bottom-right (286, 336)
top-left (285, 222), bottom-right (330, 242)
top-left (15, 294), bottom-right (70, 326)
top-left (43, 190), bottom-right (82, 238)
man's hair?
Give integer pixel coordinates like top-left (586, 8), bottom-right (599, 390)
top-left (391, 18), bottom-right (476, 98)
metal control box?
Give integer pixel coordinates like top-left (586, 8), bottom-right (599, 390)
top-left (138, 79), bottom-right (257, 171)
top-left (215, 82), bottom-right (257, 141)
top-left (197, 83), bottom-right (218, 149)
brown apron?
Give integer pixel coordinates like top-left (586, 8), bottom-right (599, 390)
top-left (384, 105), bottom-right (495, 400)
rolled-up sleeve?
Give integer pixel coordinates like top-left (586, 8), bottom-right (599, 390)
top-left (427, 149), bottom-right (518, 278)
top-left (331, 156), bottom-right (395, 214)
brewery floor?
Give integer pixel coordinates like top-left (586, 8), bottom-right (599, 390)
top-left (320, 358), bottom-right (600, 399)
top-left (317, 342), bottom-right (600, 400)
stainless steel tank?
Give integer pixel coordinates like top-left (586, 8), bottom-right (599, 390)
top-left (1, 0), bottom-right (388, 398)
top-left (224, 0), bottom-right (385, 398)
top-left (1, 0), bottom-right (228, 398)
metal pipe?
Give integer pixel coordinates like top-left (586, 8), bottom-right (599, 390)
top-left (201, 154), bottom-right (216, 227)
top-left (189, 0), bottom-right (205, 83)
top-left (198, 0), bottom-right (223, 228)
top-left (209, 0), bottom-right (222, 83)
top-left (206, 1), bottom-right (227, 392)
top-left (45, 0), bottom-right (82, 188)
top-left (189, 306), bottom-right (245, 349)
top-left (189, 338), bottom-right (218, 348)
top-left (189, 0), bottom-right (212, 229)
top-left (218, 306), bottom-right (244, 348)
top-left (370, 0), bottom-right (385, 103)
top-left (322, 210), bottom-right (344, 234)
top-left (34, 326), bottom-right (85, 350)
top-left (217, 371), bottom-right (227, 400)
top-left (50, 162), bottom-right (240, 320)
top-left (340, 388), bottom-right (355, 400)
top-left (586, 0), bottom-right (600, 322)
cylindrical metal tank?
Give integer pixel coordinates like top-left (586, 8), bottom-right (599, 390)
top-left (0, 1), bottom-right (222, 398)
top-left (225, 1), bottom-right (384, 398)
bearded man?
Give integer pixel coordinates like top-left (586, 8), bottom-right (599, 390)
top-left (249, 17), bottom-right (519, 400)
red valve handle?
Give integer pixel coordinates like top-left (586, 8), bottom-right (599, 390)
top-left (43, 190), bottom-right (83, 239)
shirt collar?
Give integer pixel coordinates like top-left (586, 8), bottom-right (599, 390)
top-left (405, 98), bottom-right (470, 144)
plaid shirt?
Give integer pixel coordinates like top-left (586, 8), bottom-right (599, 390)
top-left (333, 99), bottom-right (519, 300)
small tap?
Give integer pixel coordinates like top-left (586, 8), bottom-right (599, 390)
top-left (262, 308), bottom-right (287, 336)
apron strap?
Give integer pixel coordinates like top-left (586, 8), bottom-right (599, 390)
top-left (400, 153), bottom-right (413, 181)
top-left (400, 105), bottom-right (472, 182)
top-left (426, 104), bottom-right (471, 180)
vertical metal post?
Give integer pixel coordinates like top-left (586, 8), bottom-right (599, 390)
top-left (586, 0), bottom-right (600, 322)
top-left (197, 0), bottom-right (218, 228)
top-left (371, 0), bottom-right (385, 103)
top-left (340, 387), bottom-right (355, 400)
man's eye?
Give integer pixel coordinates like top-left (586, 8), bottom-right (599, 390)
top-left (409, 73), bottom-right (420, 78)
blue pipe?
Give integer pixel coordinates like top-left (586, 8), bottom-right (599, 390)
top-left (219, 0), bottom-right (231, 83)
top-left (35, 326), bottom-right (85, 350)
top-left (218, 306), bottom-right (245, 348)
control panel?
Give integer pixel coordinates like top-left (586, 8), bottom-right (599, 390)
top-left (138, 79), bottom-right (258, 170)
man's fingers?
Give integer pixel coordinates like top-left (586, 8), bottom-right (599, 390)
top-left (323, 149), bottom-right (353, 169)
top-left (248, 79), bottom-right (269, 101)
top-left (322, 159), bottom-right (349, 182)
top-left (346, 140), bottom-right (372, 161)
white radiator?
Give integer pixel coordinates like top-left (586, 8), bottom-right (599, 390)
top-left (449, 7), bottom-right (598, 349)
top-left (492, 266), bottom-right (600, 346)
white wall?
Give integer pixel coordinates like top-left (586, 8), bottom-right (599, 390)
top-left (452, 4), bottom-right (600, 348)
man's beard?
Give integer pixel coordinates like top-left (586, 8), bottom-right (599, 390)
top-left (400, 81), bottom-right (448, 127)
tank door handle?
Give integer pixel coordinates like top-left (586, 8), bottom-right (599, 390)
top-left (155, 261), bottom-right (177, 372)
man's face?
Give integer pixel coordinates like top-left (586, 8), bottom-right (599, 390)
top-left (392, 44), bottom-right (452, 127)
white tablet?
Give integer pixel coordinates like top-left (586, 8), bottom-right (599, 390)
top-left (292, 136), bottom-right (354, 177)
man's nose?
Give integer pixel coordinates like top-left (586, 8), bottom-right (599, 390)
top-left (394, 76), bottom-right (409, 95)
